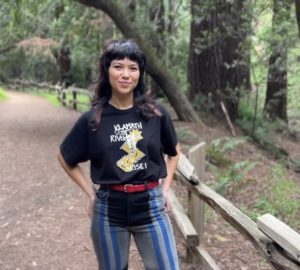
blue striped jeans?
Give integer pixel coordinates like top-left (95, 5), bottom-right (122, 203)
top-left (91, 185), bottom-right (179, 270)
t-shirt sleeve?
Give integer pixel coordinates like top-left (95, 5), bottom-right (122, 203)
top-left (160, 106), bottom-right (178, 156)
top-left (60, 112), bottom-right (89, 167)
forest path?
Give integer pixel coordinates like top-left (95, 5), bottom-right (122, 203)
top-left (0, 91), bottom-right (148, 270)
top-left (1, 91), bottom-right (284, 270)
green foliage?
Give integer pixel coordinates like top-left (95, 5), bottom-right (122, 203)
top-left (0, 49), bottom-right (60, 83)
top-left (0, 87), bottom-right (8, 101)
top-left (206, 136), bottom-right (257, 195)
top-left (211, 161), bottom-right (257, 195)
top-left (207, 137), bottom-right (248, 167)
top-left (237, 99), bottom-right (289, 159)
top-left (176, 126), bottom-right (199, 144)
top-left (253, 164), bottom-right (300, 229)
top-left (249, 2), bottom-right (300, 121)
top-left (192, 93), bottom-right (215, 116)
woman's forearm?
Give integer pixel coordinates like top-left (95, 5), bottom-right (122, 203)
top-left (162, 143), bottom-right (180, 193)
top-left (57, 151), bottom-right (95, 200)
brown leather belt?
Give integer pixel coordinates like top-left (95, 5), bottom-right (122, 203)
top-left (103, 181), bottom-right (159, 193)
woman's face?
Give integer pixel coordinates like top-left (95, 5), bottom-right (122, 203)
top-left (108, 58), bottom-right (140, 97)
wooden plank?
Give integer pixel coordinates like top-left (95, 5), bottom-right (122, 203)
top-left (176, 173), bottom-right (300, 270)
top-left (188, 142), bottom-right (206, 244)
top-left (168, 189), bottom-right (198, 247)
top-left (257, 214), bottom-right (300, 263)
top-left (68, 86), bottom-right (92, 96)
top-left (193, 245), bottom-right (220, 270)
top-left (177, 153), bottom-right (195, 180)
top-left (188, 142), bottom-right (211, 265)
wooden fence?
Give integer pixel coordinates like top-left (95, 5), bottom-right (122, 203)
top-left (56, 85), bottom-right (92, 111)
top-left (9, 79), bottom-right (92, 110)
top-left (172, 142), bottom-right (300, 270)
top-left (7, 80), bottom-right (92, 111)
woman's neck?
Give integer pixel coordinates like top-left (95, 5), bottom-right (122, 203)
top-left (109, 95), bottom-right (134, 110)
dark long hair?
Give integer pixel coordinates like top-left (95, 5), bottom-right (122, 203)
top-left (90, 39), bottom-right (161, 131)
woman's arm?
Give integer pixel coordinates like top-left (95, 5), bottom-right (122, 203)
top-left (162, 143), bottom-right (180, 194)
top-left (57, 151), bottom-right (96, 217)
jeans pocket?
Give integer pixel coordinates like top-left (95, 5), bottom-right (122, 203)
top-left (96, 189), bottom-right (110, 200)
top-left (148, 186), bottom-right (166, 214)
top-left (93, 189), bottom-right (110, 212)
top-left (149, 186), bottom-right (163, 200)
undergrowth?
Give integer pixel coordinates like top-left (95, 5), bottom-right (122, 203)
top-left (207, 137), bottom-right (257, 195)
top-left (237, 99), bottom-right (289, 160)
top-left (243, 164), bottom-right (300, 230)
top-left (0, 87), bottom-right (8, 101)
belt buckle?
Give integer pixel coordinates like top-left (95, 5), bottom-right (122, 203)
top-left (124, 184), bottom-right (133, 192)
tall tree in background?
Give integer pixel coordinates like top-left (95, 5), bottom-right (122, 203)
top-left (188, 0), bottom-right (251, 120)
top-left (148, 0), bottom-right (166, 97)
top-left (264, 0), bottom-right (291, 122)
top-left (295, 0), bottom-right (300, 38)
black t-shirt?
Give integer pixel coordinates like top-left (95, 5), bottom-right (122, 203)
top-left (60, 103), bottom-right (178, 185)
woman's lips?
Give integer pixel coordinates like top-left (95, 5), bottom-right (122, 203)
top-left (119, 81), bottom-right (131, 86)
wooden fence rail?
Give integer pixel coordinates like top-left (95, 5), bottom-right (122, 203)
top-left (6, 80), bottom-right (92, 111)
top-left (171, 142), bottom-right (300, 270)
top-left (56, 86), bottom-right (92, 111)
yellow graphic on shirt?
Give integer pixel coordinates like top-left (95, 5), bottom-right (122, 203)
top-left (116, 129), bottom-right (145, 172)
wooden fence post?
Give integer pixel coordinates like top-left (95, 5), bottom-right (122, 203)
top-left (62, 89), bottom-right (67, 107)
top-left (72, 89), bottom-right (77, 111)
top-left (187, 142), bottom-right (205, 261)
top-left (187, 142), bottom-right (219, 270)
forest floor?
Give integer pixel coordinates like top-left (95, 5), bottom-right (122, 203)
top-left (0, 90), bottom-right (299, 270)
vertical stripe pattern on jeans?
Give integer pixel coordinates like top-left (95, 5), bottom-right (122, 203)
top-left (147, 187), bottom-right (178, 270)
top-left (110, 226), bottom-right (121, 269)
top-left (99, 201), bottom-right (111, 270)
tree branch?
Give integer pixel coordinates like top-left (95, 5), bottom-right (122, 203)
top-left (75, 0), bottom-right (203, 124)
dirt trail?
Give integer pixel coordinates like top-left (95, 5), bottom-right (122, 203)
top-left (0, 91), bottom-right (280, 270)
top-left (0, 91), bottom-right (200, 270)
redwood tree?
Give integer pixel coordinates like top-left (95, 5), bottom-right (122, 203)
top-left (264, 0), bottom-right (291, 122)
top-left (188, 0), bottom-right (251, 120)
top-left (295, 0), bottom-right (300, 38)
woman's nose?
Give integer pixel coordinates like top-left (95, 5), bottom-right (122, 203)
top-left (121, 68), bottom-right (130, 78)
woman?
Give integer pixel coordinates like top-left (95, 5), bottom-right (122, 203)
top-left (57, 39), bottom-right (180, 270)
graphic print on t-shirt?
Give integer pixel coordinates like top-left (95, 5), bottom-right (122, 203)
top-left (110, 122), bottom-right (147, 172)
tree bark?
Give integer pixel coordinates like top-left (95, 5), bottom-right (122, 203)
top-left (188, 0), bottom-right (251, 120)
top-left (75, 0), bottom-right (202, 124)
top-left (295, 0), bottom-right (300, 38)
top-left (168, 0), bottom-right (176, 34)
top-left (149, 0), bottom-right (165, 98)
top-left (264, 0), bottom-right (290, 122)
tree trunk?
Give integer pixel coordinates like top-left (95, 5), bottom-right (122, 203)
top-left (264, 0), bottom-right (290, 122)
top-left (168, 0), bottom-right (176, 34)
top-left (149, 0), bottom-right (165, 98)
top-left (75, 0), bottom-right (202, 124)
top-left (295, 0), bottom-right (300, 38)
top-left (128, 0), bottom-right (136, 21)
top-left (188, 0), bottom-right (251, 120)
top-left (56, 46), bottom-right (72, 87)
